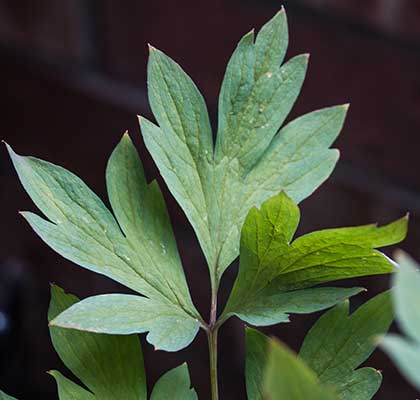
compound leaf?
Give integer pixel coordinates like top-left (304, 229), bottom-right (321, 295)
top-left (222, 192), bottom-right (407, 326)
top-left (150, 364), bottom-right (197, 400)
top-left (245, 327), bottom-right (339, 400)
top-left (140, 10), bottom-right (347, 285)
top-left (6, 135), bottom-right (202, 351)
top-left (300, 291), bottom-right (393, 399)
top-left (48, 285), bottom-right (147, 400)
top-left (51, 294), bottom-right (200, 351)
top-left (381, 252), bottom-right (420, 391)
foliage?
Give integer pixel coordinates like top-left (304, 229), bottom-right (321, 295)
top-left (50, 285), bottom-right (197, 400)
top-left (381, 252), bottom-right (420, 391)
top-left (300, 291), bottom-right (393, 399)
top-left (246, 291), bottom-right (393, 400)
top-left (246, 328), bottom-right (339, 400)
top-left (140, 9), bottom-right (345, 289)
top-left (221, 192), bottom-right (405, 326)
top-left (6, 136), bottom-right (202, 352)
top-left (2, 7), bottom-right (409, 400)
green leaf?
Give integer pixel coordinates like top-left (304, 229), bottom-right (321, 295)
top-left (49, 371), bottom-right (95, 400)
top-left (140, 10), bottom-right (347, 286)
top-left (48, 285), bottom-right (147, 400)
top-left (150, 364), bottom-right (197, 400)
top-left (381, 252), bottom-right (420, 391)
top-left (245, 328), bottom-right (270, 400)
top-left (6, 135), bottom-right (202, 351)
top-left (232, 286), bottom-right (364, 326)
top-left (300, 291), bottom-right (393, 399)
top-left (222, 192), bottom-right (406, 325)
top-left (389, 253), bottom-right (420, 342)
top-left (0, 390), bottom-right (18, 400)
top-left (245, 328), bottom-right (339, 400)
top-left (381, 336), bottom-right (420, 390)
top-left (51, 294), bottom-right (200, 351)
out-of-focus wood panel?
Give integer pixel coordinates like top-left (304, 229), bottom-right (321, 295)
top-left (0, 0), bottom-right (94, 63)
top-left (297, 0), bottom-right (420, 41)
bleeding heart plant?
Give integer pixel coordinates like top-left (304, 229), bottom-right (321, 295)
top-left (2, 8), bottom-right (409, 400)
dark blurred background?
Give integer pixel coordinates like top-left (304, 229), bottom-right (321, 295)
top-left (0, 0), bottom-right (419, 399)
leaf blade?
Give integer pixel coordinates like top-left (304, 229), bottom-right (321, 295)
top-left (51, 294), bottom-right (200, 352)
top-left (7, 141), bottom-right (202, 351)
top-left (150, 364), bottom-right (198, 400)
top-left (0, 390), bottom-right (18, 400)
top-left (105, 133), bottom-right (198, 315)
top-left (143, 46), bottom-right (214, 269)
top-left (392, 252), bottom-right (420, 342)
top-left (381, 334), bottom-right (420, 391)
top-left (245, 328), bottom-right (339, 400)
top-left (49, 285), bottom-right (147, 400)
top-left (233, 286), bottom-right (364, 326)
top-left (223, 192), bottom-right (405, 325)
top-left (381, 252), bottom-right (420, 391)
top-left (141, 11), bottom-right (349, 284)
top-left (245, 328), bottom-right (269, 400)
top-left (49, 371), bottom-right (95, 400)
top-left (299, 292), bottom-right (393, 399)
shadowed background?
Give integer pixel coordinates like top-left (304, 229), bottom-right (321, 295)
top-left (0, 0), bottom-right (419, 398)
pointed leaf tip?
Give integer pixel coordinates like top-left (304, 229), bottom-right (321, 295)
top-left (3, 141), bottom-right (16, 158)
top-left (242, 29), bottom-right (255, 42)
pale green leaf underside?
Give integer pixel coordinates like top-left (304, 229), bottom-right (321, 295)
top-left (48, 285), bottom-right (147, 400)
top-left (381, 252), bottom-right (420, 391)
top-left (245, 328), bottom-right (339, 400)
top-left (51, 294), bottom-right (200, 351)
top-left (150, 364), bottom-right (198, 400)
top-left (381, 335), bottom-right (420, 391)
top-left (141, 9), bottom-right (347, 284)
top-left (223, 192), bottom-right (406, 325)
top-left (0, 390), bottom-right (18, 400)
top-left (300, 292), bottom-right (393, 400)
top-left (6, 135), bottom-right (201, 351)
top-left (392, 252), bottom-right (420, 342)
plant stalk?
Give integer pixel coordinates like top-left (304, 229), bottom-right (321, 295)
top-left (207, 326), bottom-right (219, 400)
top-left (208, 284), bottom-right (219, 400)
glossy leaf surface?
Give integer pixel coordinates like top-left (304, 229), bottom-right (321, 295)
top-left (223, 192), bottom-right (406, 325)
